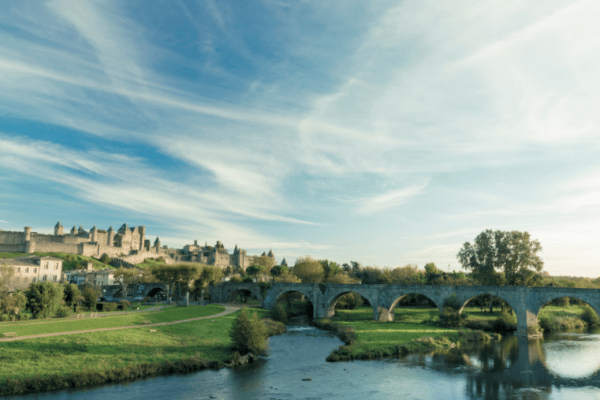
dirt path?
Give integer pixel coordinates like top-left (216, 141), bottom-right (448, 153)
top-left (0, 304), bottom-right (241, 342)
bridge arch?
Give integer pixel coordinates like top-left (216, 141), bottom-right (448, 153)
top-left (458, 294), bottom-right (517, 315)
top-left (382, 292), bottom-right (442, 322)
top-left (218, 283), bottom-right (263, 304)
top-left (324, 286), bottom-right (378, 319)
top-left (271, 288), bottom-right (316, 318)
top-left (533, 293), bottom-right (600, 326)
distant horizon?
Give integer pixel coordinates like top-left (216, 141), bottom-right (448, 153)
top-left (1, 2), bottom-right (599, 278)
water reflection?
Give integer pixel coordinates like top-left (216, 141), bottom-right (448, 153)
top-left (408, 330), bottom-right (600, 400)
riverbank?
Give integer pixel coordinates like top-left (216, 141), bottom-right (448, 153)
top-left (312, 304), bottom-right (599, 361)
top-left (0, 305), bottom-right (280, 395)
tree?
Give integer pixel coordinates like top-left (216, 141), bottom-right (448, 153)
top-left (321, 260), bottom-right (342, 280)
top-left (0, 291), bottom-right (26, 321)
top-left (457, 229), bottom-right (544, 288)
top-left (254, 255), bottom-right (275, 273)
top-left (63, 283), bottom-right (82, 310)
top-left (194, 265), bottom-right (223, 303)
top-left (81, 283), bottom-right (101, 311)
top-left (113, 268), bottom-right (138, 299)
top-left (292, 256), bottom-right (324, 283)
top-left (229, 307), bottom-right (268, 355)
top-left (25, 282), bottom-right (65, 318)
top-left (270, 265), bottom-right (289, 277)
top-left (151, 265), bottom-right (180, 303)
top-left (174, 264), bottom-right (201, 306)
top-left (246, 265), bottom-right (266, 282)
top-left (119, 299), bottom-right (131, 313)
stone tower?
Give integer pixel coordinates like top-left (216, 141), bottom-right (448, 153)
top-left (91, 225), bottom-right (98, 242)
top-left (54, 221), bottom-right (64, 236)
top-left (108, 226), bottom-right (115, 246)
top-left (139, 226), bottom-right (146, 251)
top-left (24, 226), bottom-right (35, 253)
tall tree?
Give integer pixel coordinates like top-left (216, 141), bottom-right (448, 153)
top-left (25, 282), bottom-right (65, 318)
top-left (113, 268), bottom-right (138, 299)
top-left (194, 265), bottom-right (223, 303)
top-left (175, 264), bottom-right (201, 306)
top-left (293, 256), bottom-right (325, 283)
top-left (151, 265), bottom-right (180, 303)
top-left (457, 229), bottom-right (543, 288)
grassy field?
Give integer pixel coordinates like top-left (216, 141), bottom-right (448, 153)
top-left (0, 305), bottom-right (225, 337)
top-left (0, 305), bottom-right (272, 394)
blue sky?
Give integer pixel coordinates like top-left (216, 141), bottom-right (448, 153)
top-left (1, 1), bottom-right (599, 277)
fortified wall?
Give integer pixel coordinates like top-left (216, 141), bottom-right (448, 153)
top-left (0, 221), bottom-right (277, 271)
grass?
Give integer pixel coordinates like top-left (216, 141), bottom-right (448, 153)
top-left (0, 305), bottom-right (272, 395)
top-left (136, 258), bottom-right (168, 268)
top-left (0, 305), bottom-right (225, 336)
top-left (318, 306), bottom-right (462, 361)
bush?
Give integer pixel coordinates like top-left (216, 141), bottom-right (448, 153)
top-left (440, 307), bottom-right (465, 328)
top-left (242, 276), bottom-right (254, 283)
top-left (0, 314), bottom-right (9, 322)
top-left (105, 303), bottom-right (118, 312)
top-left (271, 304), bottom-right (288, 324)
top-left (119, 300), bottom-right (131, 311)
top-left (55, 305), bottom-right (73, 318)
top-left (581, 305), bottom-right (600, 326)
top-left (230, 308), bottom-right (269, 355)
top-left (19, 313), bottom-right (31, 321)
top-left (444, 293), bottom-right (461, 310)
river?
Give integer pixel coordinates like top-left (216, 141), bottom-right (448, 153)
top-left (7, 327), bottom-right (600, 400)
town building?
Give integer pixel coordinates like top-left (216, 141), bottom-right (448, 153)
top-left (0, 255), bottom-right (63, 290)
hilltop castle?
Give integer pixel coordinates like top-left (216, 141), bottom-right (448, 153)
top-left (0, 222), bottom-right (277, 270)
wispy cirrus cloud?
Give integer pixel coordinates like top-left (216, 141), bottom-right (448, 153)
top-left (355, 183), bottom-right (428, 215)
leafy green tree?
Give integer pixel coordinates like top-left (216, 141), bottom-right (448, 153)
top-left (25, 282), bottom-right (65, 318)
top-left (193, 265), bottom-right (223, 303)
top-left (229, 307), bottom-right (268, 355)
top-left (254, 255), bottom-right (275, 272)
top-left (174, 264), bottom-right (201, 306)
top-left (151, 265), bottom-right (180, 303)
top-left (389, 265), bottom-right (425, 285)
top-left (321, 260), bottom-right (342, 280)
top-left (81, 283), bottom-right (101, 311)
top-left (63, 283), bottom-right (82, 310)
top-left (270, 265), bottom-right (289, 277)
top-left (0, 291), bottom-right (26, 321)
top-left (457, 229), bottom-right (543, 287)
top-left (113, 268), bottom-right (138, 299)
top-left (246, 265), bottom-right (266, 281)
top-left (99, 254), bottom-right (111, 264)
top-left (292, 256), bottom-right (324, 283)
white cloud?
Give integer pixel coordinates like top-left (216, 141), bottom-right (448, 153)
top-left (356, 183), bottom-right (427, 215)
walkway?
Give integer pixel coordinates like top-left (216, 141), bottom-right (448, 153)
top-left (0, 304), bottom-right (241, 342)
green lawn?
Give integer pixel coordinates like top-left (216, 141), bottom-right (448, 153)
top-left (0, 306), bottom-right (268, 392)
top-left (328, 306), bottom-right (457, 353)
top-left (0, 305), bottom-right (225, 337)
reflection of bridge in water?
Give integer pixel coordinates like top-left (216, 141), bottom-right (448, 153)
top-left (428, 336), bottom-right (600, 390)
top-left (210, 283), bottom-right (600, 336)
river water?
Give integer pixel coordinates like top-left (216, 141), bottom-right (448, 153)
top-left (8, 327), bottom-right (600, 400)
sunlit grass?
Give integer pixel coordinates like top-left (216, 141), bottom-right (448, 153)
top-left (0, 305), bottom-right (225, 336)
top-left (0, 306), bottom-right (267, 385)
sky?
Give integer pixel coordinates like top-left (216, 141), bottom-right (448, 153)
top-left (1, 1), bottom-right (599, 277)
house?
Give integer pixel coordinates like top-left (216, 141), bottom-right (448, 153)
top-left (0, 255), bottom-right (64, 291)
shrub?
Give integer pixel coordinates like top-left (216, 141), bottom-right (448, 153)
top-left (0, 314), bottom-right (9, 322)
top-left (271, 304), bottom-right (288, 324)
top-left (242, 276), bottom-right (254, 283)
top-left (581, 305), bottom-right (600, 326)
top-left (119, 300), bottom-right (131, 311)
top-left (444, 293), bottom-right (461, 310)
top-left (262, 318), bottom-right (287, 336)
top-left (106, 303), bottom-right (118, 312)
top-left (440, 307), bottom-right (465, 328)
top-left (230, 308), bottom-right (269, 355)
top-left (55, 305), bottom-right (73, 318)
top-left (18, 313), bottom-right (31, 321)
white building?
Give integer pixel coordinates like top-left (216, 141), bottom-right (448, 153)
top-left (0, 255), bottom-right (64, 290)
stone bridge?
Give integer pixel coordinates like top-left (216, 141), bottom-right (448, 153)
top-left (101, 283), bottom-right (168, 299)
top-left (209, 283), bottom-right (600, 336)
